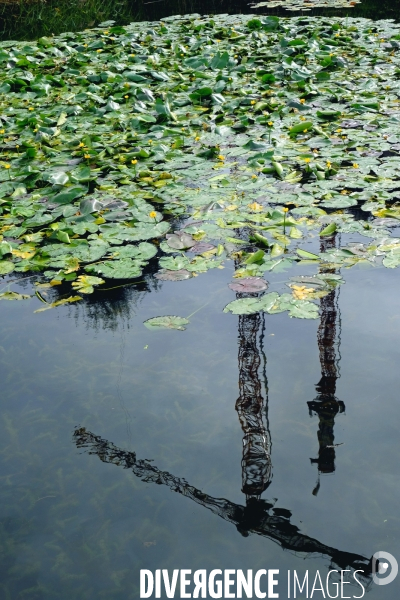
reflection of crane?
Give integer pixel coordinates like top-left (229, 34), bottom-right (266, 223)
top-left (236, 308), bottom-right (271, 499)
top-left (308, 232), bottom-right (345, 495)
top-left (73, 286), bottom-right (373, 582)
top-left (73, 427), bottom-right (372, 578)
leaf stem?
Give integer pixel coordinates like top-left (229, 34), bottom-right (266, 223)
top-left (186, 301), bottom-right (209, 319)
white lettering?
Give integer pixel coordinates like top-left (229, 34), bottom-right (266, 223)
top-left (224, 570), bottom-right (236, 598)
top-left (180, 570), bottom-right (191, 598)
top-left (310, 571), bottom-right (325, 598)
top-left (294, 571), bottom-right (308, 598)
top-left (193, 570), bottom-right (207, 599)
top-left (162, 570), bottom-right (179, 598)
top-left (268, 569), bottom-right (279, 598)
top-left (155, 570), bottom-right (161, 598)
top-left (140, 570), bottom-right (154, 599)
top-left (237, 570), bottom-right (253, 598)
top-left (209, 570), bottom-right (222, 599)
top-left (353, 571), bottom-right (366, 599)
top-left (326, 570), bottom-right (339, 599)
top-left (254, 569), bottom-right (267, 599)
top-left (340, 571), bottom-right (351, 599)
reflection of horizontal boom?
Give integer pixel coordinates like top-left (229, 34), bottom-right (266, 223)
top-left (74, 427), bottom-right (372, 581)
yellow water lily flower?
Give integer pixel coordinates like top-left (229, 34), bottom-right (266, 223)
top-left (149, 211), bottom-right (157, 219)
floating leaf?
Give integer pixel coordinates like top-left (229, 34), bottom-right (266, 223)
top-left (71, 275), bottom-right (105, 294)
top-left (155, 269), bottom-right (192, 281)
top-left (0, 260), bottom-right (15, 275)
top-left (85, 259), bottom-right (143, 279)
top-left (165, 232), bottom-right (196, 250)
top-left (0, 291), bottom-right (30, 301)
top-left (288, 301), bottom-right (319, 319)
top-left (144, 316), bottom-right (190, 331)
top-left (190, 243), bottom-right (216, 254)
top-left (297, 249), bottom-right (320, 260)
top-left (320, 223), bottom-right (337, 237)
top-left (223, 297), bottom-right (263, 315)
top-left (34, 296), bottom-right (82, 313)
top-left (228, 277), bottom-right (268, 293)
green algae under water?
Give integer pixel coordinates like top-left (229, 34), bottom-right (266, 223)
top-left (1, 258), bottom-right (400, 599)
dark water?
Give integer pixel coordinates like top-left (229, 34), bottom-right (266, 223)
top-left (1, 239), bottom-right (400, 598)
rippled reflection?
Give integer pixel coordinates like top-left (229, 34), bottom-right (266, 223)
top-left (74, 265), bottom-right (374, 583)
top-left (309, 233), bottom-right (345, 495)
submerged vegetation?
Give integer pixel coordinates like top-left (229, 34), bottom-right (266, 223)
top-left (1, 12), bottom-right (400, 320)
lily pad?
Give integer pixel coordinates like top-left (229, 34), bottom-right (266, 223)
top-left (155, 269), bottom-right (192, 281)
top-left (0, 260), bottom-right (15, 275)
top-left (0, 291), bottom-right (30, 301)
top-left (71, 275), bottom-right (105, 294)
top-left (228, 277), bottom-right (269, 293)
top-left (144, 316), bottom-right (190, 331)
top-left (85, 259), bottom-right (143, 279)
top-left (165, 232), bottom-right (196, 250)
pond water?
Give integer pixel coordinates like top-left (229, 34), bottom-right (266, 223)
top-left (1, 242), bottom-right (400, 599)
top-left (1, 2), bottom-right (400, 599)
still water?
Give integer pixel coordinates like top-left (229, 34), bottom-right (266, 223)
top-left (0, 242), bottom-right (400, 598)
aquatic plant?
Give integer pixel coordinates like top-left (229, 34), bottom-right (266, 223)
top-left (1, 13), bottom-right (400, 318)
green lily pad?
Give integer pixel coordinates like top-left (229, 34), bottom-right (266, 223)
top-left (85, 259), bottom-right (143, 279)
top-left (0, 260), bottom-right (15, 275)
top-left (144, 315), bottom-right (190, 331)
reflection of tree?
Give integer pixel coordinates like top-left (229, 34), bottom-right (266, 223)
top-left (308, 233), bottom-right (344, 494)
top-left (73, 427), bottom-right (372, 579)
top-left (9, 259), bottom-right (162, 332)
top-left (68, 264), bottom-right (163, 332)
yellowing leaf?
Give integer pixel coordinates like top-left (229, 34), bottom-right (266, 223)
top-left (34, 295), bottom-right (82, 313)
top-left (248, 202), bottom-right (263, 211)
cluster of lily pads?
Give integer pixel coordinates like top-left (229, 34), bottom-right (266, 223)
top-left (1, 12), bottom-right (400, 318)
